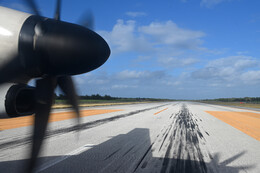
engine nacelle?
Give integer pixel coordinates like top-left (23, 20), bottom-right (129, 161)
top-left (0, 83), bottom-right (35, 118)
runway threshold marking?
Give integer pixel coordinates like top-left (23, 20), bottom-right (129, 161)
top-left (206, 111), bottom-right (260, 141)
top-left (154, 108), bottom-right (168, 115)
top-left (0, 109), bottom-right (123, 131)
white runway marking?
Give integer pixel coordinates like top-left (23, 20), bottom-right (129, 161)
top-left (37, 144), bottom-right (95, 172)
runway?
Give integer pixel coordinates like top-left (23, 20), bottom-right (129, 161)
top-left (0, 102), bottom-right (259, 173)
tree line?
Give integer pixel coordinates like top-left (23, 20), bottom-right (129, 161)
top-left (201, 97), bottom-right (260, 103)
top-left (55, 93), bottom-right (171, 102)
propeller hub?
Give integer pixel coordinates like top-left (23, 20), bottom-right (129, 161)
top-left (19, 16), bottom-right (110, 77)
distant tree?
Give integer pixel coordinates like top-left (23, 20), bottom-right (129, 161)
top-left (244, 97), bottom-right (251, 103)
top-left (91, 94), bottom-right (102, 100)
top-left (104, 95), bottom-right (112, 100)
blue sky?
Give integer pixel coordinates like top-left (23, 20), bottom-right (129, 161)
top-left (1, 0), bottom-right (260, 99)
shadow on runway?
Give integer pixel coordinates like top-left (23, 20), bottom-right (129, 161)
top-left (0, 128), bottom-right (255, 173)
top-left (0, 104), bottom-right (167, 150)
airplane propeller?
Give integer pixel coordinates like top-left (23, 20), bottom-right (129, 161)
top-left (54, 0), bottom-right (61, 20)
top-left (0, 0), bottom-right (110, 172)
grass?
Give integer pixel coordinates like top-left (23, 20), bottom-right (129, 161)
top-left (53, 99), bottom-right (156, 109)
top-left (201, 101), bottom-right (260, 109)
top-left (54, 99), bottom-right (155, 104)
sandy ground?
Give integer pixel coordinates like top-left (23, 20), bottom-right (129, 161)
top-left (206, 111), bottom-right (260, 141)
top-left (52, 102), bottom-right (153, 109)
top-left (0, 109), bottom-right (122, 130)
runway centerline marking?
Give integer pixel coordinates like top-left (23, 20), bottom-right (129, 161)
top-left (206, 111), bottom-right (260, 141)
top-left (154, 108), bottom-right (168, 115)
top-left (0, 109), bottom-right (123, 130)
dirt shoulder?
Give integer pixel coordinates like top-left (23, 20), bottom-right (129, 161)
top-left (52, 101), bottom-right (154, 109)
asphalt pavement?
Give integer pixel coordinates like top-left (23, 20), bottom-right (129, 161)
top-left (0, 102), bottom-right (259, 173)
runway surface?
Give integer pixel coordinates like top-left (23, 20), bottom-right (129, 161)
top-left (0, 102), bottom-right (259, 173)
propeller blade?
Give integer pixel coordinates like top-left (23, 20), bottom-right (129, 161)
top-left (57, 76), bottom-right (80, 126)
top-left (23, 0), bottom-right (41, 16)
top-left (27, 77), bottom-right (56, 173)
top-left (54, 0), bottom-right (61, 20)
top-left (78, 10), bottom-right (94, 30)
top-left (0, 55), bottom-right (25, 85)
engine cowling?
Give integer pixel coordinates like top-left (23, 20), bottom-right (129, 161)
top-left (0, 83), bottom-right (35, 118)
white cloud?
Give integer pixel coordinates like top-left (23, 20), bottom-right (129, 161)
top-left (74, 69), bottom-right (170, 95)
top-left (133, 55), bottom-right (152, 63)
top-left (241, 71), bottom-right (260, 84)
top-left (162, 80), bottom-right (182, 86)
top-left (111, 84), bottom-right (137, 89)
top-left (73, 60), bottom-right (260, 99)
top-left (200, 0), bottom-right (230, 8)
top-left (158, 57), bottom-right (199, 68)
top-left (98, 20), bottom-right (205, 54)
top-left (116, 70), bottom-right (149, 79)
top-left (98, 20), bottom-right (153, 54)
top-left (82, 17), bottom-right (259, 99)
top-left (115, 70), bottom-right (165, 80)
top-left (192, 66), bottom-right (236, 81)
top-left (207, 56), bottom-right (259, 70)
top-left (236, 51), bottom-right (249, 55)
top-left (139, 21), bottom-right (205, 49)
top-left (192, 55), bottom-right (260, 83)
top-left (125, 12), bottom-right (147, 18)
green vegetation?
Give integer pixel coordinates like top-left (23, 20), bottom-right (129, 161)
top-left (54, 94), bottom-right (173, 105)
top-left (200, 97), bottom-right (260, 103)
top-left (198, 97), bottom-right (260, 109)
